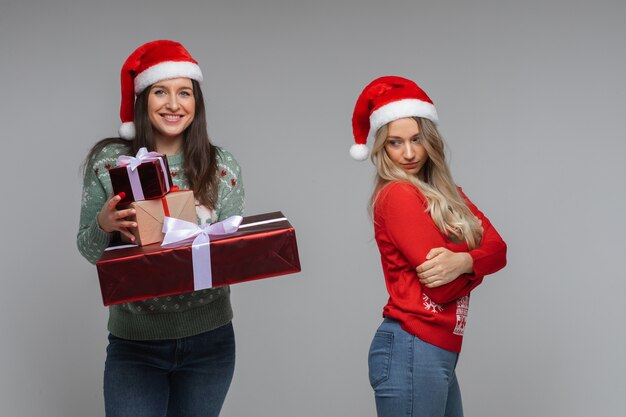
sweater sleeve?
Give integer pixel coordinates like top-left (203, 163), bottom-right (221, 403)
top-left (458, 188), bottom-right (508, 278)
top-left (76, 162), bottom-right (112, 264)
top-left (215, 150), bottom-right (245, 221)
top-left (378, 182), bottom-right (488, 304)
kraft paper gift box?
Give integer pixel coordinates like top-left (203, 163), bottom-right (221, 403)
top-left (96, 211), bottom-right (301, 306)
top-left (109, 147), bottom-right (173, 205)
top-left (121, 190), bottom-right (196, 246)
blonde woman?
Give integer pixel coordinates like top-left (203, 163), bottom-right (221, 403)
top-left (351, 76), bottom-right (507, 417)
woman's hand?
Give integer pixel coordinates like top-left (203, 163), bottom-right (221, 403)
top-left (416, 248), bottom-right (473, 288)
top-left (97, 192), bottom-right (137, 242)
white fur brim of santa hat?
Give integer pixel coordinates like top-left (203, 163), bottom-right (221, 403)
top-left (118, 40), bottom-right (203, 139)
top-left (133, 61), bottom-right (203, 94)
top-left (351, 76), bottom-right (438, 161)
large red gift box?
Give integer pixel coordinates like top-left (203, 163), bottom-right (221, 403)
top-left (96, 212), bottom-right (301, 306)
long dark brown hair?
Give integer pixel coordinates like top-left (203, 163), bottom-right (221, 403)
top-left (83, 79), bottom-right (219, 209)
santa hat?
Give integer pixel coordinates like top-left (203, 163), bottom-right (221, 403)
top-left (118, 40), bottom-right (203, 139)
top-left (350, 76), bottom-right (438, 161)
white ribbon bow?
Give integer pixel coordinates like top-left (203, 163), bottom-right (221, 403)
top-left (117, 147), bottom-right (163, 170)
top-left (161, 216), bottom-right (243, 290)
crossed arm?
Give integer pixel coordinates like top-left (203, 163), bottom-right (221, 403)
top-left (377, 183), bottom-right (507, 304)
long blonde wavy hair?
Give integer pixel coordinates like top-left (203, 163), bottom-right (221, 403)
top-left (370, 117), bottom-right (483, 249)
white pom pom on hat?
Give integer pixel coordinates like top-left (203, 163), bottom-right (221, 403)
top-left (118, 122), bottom-right (136, 140)
top-left (118, 40), bottom-right (203, 139)
top-left (351, 76), bottom-right (439, 161)
top-left (350, 144), bottom-right (370, 161)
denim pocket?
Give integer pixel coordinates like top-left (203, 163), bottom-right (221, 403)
top-left (368, 331), bottom-right (393, 388)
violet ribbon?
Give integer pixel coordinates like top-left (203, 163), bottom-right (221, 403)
top-left (161, 216), bottom-right (243, 290)
top-left (116, 147), bottom-right (170, 201)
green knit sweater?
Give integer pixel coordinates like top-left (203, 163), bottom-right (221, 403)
top-left (77, 143), bottom-right (244, 340)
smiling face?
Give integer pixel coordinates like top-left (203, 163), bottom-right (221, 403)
top-left (147, 77), bottom-right (195, 148)
top-left (384, 117), bottom-right (429, 178)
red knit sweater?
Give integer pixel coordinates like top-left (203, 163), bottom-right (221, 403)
top-left (374, 181), bottom-right (507, 352)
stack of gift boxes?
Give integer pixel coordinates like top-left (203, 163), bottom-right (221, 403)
top-left (96, 148), bottom-right (301, 306)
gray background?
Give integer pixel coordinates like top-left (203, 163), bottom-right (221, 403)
top-left (1, 0), bottom-right (624, 416)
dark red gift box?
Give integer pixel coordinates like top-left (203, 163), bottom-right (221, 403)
top-left (96, 212), bottom-right (301, 306)
top-left (109, 156), bottom-right (173, 205)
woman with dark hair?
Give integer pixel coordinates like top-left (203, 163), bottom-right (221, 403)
top-left (351, 76), bottom-right (507, 417)
top-left (77, 40), bottom-right (243, 417)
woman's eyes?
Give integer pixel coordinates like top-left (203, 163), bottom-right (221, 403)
top-left (152, 89), bottom-right (192, 97)
top-left (387, 137), bottom-right (421, 146)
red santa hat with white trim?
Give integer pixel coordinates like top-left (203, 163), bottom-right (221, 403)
top-left (350, 76), bottom-right (438, 161)
top-left (118, 40), bottom-right (203, 139)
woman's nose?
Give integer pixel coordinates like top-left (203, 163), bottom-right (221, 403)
top-left (166, 96), bottom-right (180, 110)
top-left (403, 143), bottom-right (415, 159)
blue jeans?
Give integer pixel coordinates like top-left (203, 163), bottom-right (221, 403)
top-left (368, 318), bottom-right (463, 417)
top-left (104, 322), bottom-right (235, 417)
